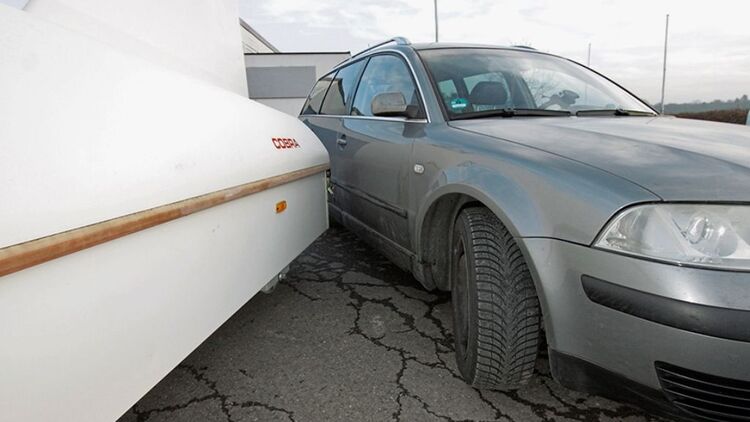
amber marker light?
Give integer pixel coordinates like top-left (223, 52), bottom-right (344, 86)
top-left (275, 200), bottom-right (287, 213)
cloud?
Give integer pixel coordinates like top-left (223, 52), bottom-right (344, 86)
top-left (243, 0), bottom-right (749, 103)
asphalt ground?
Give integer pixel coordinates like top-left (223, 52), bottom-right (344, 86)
top-left (118, 226), bottom-right (673, 422)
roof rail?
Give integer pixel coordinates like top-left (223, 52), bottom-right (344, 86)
top-left (511, 45), bottom-right (537, 50)
top-left (332, 37), bottom-right (411, 70)
top-left (352, 37), bottom-right (411, 59)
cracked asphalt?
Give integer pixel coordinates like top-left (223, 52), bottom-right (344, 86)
top-left (118, 226), bottom-right (672, 422)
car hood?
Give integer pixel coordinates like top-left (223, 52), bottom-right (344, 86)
top-left (451, 116), bottom-right (750, 201)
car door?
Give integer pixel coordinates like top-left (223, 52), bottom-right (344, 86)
top-left (300, 60), bottom-right (366, 209)
top-left (336, 53), bottom-right (427, 251)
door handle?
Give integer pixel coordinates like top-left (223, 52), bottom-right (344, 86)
top-left (336, 138), bottom-right (348, 147)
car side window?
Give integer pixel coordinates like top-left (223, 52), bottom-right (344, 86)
top-left (301, 74), bottom-right (334, 115)
top-left (320, 60), bottom-right (365, 115)
top-left (351, 55), bottom-right (421, 117)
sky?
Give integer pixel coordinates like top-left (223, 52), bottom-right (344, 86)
top-left (238, 0), bottom-right (750, 105)
top-left (1, 0), bottom-right (25, 8)
top-left (4, 0), bottom-right (747, 104)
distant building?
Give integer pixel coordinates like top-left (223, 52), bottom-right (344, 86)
top-left (245, 52), bottom-right (350, 115)
top-left (239, 18), bottom-right (350, 115)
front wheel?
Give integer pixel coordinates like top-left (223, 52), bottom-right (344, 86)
top-left (451, 207), bottom-right (542, 390)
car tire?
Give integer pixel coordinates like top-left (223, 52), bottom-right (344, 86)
top-left (451, 206), bottom-right (541, 390)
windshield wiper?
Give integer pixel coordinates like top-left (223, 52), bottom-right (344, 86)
top-left (452, 108), bottom-right (572, 120)
top-left (576, 108), bottom-right (657, 117)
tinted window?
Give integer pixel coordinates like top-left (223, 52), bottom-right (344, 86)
top-left (301, 74), bottom-right (333, 115)
top-left (320, 60), bottom-right (365, 115)
top-left (351, 55), bottom-right (420, 117)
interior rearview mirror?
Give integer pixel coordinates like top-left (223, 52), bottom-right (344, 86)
top-left (371, 92), bottom-right (419, 119)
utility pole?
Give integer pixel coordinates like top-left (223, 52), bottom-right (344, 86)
top-left (660, 14), bottom-right (670, 114)
top-left (587, 43), bottom-right (591, 67)
top-left (434, 0), bottom-right (439, 42)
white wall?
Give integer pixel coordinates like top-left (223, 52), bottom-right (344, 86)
top-left (245, 52), bottom-right (350, 115)
top-left (245, 52), bottom-right (350, 81)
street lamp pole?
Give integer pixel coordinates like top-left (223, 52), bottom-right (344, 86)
top-left (660, 14), bottom-right (670, 114)
top-left (434, 0), bottom-right (439, 42)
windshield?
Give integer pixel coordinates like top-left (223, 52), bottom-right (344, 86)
top-left (419, 48), bottom-right (654, 119)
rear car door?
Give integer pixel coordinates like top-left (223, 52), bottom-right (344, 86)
top-left (300, 60), bottom-right (365, 211)
top-left (300, 71), bottom-right (336, 158)
top-left (337, 53), bottom-right (427, 252)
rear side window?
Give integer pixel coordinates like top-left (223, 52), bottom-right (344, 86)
top-left (301, 74), bottom-right (334, 115)
top-left (351, 55), bottom-right (420, 117)
top-left (320, 60), bottom-right (365, 115)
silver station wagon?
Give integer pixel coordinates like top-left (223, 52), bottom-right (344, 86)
top-left (300, 37), bottom-right (750, 421)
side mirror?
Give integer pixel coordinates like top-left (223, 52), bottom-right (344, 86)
top-left (371, 92), bottom-right (420, 119)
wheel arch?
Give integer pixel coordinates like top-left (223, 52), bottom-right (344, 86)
top-left (414, 170), bottom-right (543, 291)
top-left (415, 180), bottom-right (554, 344)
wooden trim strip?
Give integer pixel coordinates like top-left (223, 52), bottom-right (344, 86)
top-left (0, 163), bottom-right (329, 278)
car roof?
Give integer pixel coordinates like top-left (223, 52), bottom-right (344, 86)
top-left (408, 42), bottom-right (538, 52)
top-left (332, 40), bottom-right (556, 72)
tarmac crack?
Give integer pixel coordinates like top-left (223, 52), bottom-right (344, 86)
top-left (178, 364), bottom-right (236, 422)
top-left (133, 364), bottom-right (300, 422)
top-left (316, 262), bottom-right (473, 421)
top-left (280, 278), bottom-right (321, 301)
top-left (131, 394), bottom-right (218, 422)
top-left (234, 400), bottom-right (298, 422)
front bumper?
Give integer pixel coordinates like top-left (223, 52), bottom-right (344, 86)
top-left (522, 238), bottom-right (750, 420)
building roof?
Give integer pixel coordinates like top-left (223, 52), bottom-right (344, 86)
top-left (239, 17), bottom-right (279, 53)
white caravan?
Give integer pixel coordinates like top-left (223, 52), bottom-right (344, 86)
top-left (0, 1), bottom-right (328, 421)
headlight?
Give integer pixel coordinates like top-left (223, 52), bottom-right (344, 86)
top-left (594, 204), bottom-right (750, 270)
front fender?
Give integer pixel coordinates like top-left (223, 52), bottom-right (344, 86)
top-left (414, 167), bottom-right (534, 245)
top-left (412, 158), bottom-right (657, 292)
top-left (414, 155), bottom-right (659, 255)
